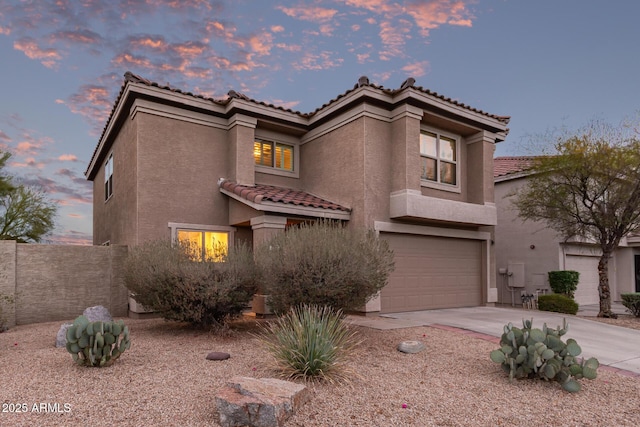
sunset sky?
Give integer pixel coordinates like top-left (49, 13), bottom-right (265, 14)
top-left (1, 1), bottom-right (639, 244)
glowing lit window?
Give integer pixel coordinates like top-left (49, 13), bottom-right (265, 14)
top-left (420, 131), bottom-right (457, 185)
top-left (177, 230), bottom-right (228, 261)
top-left (254, 140), bottom-right (293, 171)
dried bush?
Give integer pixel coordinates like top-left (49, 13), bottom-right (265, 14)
top-left (123, 239), bottom-right (258, 328)
top-left (255, 220), bottom-right (395, 314)
top-left (258, 304), bottom-right (361, 383)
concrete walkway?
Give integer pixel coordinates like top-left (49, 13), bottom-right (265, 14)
top-left (348, 303), bottom-right (640, 376)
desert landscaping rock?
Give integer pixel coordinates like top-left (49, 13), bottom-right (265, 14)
top-left (206, 351), bottom-right (231, 360)
top-left (215, 376), bottom-right (310, 427)
top-left (55, 323), bottom-right (73, 348)
top-left (82, 305), bottom-right (113, 322)
top-left (397, 340), bottom-right (426, 353)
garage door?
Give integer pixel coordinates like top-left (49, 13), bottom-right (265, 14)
top-left (380, 233), bottom-right (482, 313)
top-left (565, 255), bottom-right (600, 305)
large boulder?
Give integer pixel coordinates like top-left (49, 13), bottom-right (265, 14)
top-left (55, 323), bottom-right (73, 348)
top-left (83, 305), bottom-right (113, 322)
top-left (215, 376), bottom-right (310, 427)
top-left (56, 306), bottom-right (113, 348)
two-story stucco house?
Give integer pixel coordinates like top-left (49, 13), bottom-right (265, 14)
top-left (85, 72), bottom-right (510, 314)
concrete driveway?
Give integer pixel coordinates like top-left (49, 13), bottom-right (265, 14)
top-left (379, 306), bottom-right (640, 375)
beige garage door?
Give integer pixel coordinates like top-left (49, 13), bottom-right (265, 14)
top-left (565, 255), bottom-right (600, 305)
top-left (380, 233), bottom-right (482, 313)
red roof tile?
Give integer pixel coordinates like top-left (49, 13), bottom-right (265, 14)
top-left (218, 179), bottom-right (350, 212)
top-left (494, 156), bottom-right (537, 178)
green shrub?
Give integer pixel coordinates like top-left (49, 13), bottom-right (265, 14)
top-left (65, 315), bottom-right (130, 367)
top-left (123, 239), bottom-right (258, 328)
top-left (255, 220), bottom-right (395, 314)
top-left (548, 270), bottom-right (580, 299)
top-left (490, 319), bottom-right (599, 392)
top-left (621, 293), bottom-right (640, 317)
top-left (538, 294), bottom-right (579, 315)
top-left (258, 304), bottom-right (361, 382)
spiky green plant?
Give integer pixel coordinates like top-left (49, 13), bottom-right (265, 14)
top-left (258, 304), bottom-right (361, 383)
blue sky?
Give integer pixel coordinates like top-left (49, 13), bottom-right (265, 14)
top-left (1, 0), bottom-right (639, 244)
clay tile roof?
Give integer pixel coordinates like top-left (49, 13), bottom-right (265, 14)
top-left (218, 180), bottom-right (350, 212)
top-left (494, 156), bottom-right (537, 178)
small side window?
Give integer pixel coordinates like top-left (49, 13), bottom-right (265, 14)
top-left (104, 154), bottom-right (113, 201)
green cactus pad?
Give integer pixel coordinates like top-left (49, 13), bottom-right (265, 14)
top-left (111, 323), bottom-right (122, 336)
top-left (86, 322), bottom-right (94, 336)
top-left (66, 326), bottom-right (78, 344)
top-left (103, 332), bottom-right (115, 346)
top-left (78, 334), bottom-right (89, 349)
top-left (566, 339), bottom-right (581, 356)
top-left (490, 350), bottom-right (506, 363)
top-left (562, 379), bottom-right (581, 393)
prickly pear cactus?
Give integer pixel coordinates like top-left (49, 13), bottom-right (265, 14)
top-left (65, 315), bottom-right (131, 367)
top-left (489, 318), bottom-right (599, 393)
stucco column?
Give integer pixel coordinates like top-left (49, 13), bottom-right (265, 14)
top-left (390, 105), bottom-right (423, 193)
top-left (250, 215), bottom-right (287, 314)
top-left (466, 131), bottom-right (498, 205)
top-left (227, 114), bottom-right (257, 186)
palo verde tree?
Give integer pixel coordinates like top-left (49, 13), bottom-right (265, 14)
top-left (0, 151), bottom-right (57, 243)
top-left (512, 121), bottom-right (640, 318)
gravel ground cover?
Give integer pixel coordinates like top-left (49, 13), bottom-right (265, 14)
top-left (1, 316), bottom-right (639, 427)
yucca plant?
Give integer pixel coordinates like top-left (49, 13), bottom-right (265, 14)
top-left (258, 304), bottom-right (361, 383)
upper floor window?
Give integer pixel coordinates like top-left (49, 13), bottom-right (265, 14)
top-left (254, 139), bottom-right (293, 171)
top-left (420, 130), bottom-right (457, 186)
top-left (104, 153), bottom-right (113, 201)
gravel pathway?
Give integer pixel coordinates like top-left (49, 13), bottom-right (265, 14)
top-left (1, 316), bottom-right (639, 426)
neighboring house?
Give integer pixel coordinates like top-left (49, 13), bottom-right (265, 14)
top-left (494, 156), bottom-right (639, 307)
top-left (85, 72), bottom-right (510, 314)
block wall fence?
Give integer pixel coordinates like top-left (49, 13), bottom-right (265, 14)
top-left (0, 240), bottom-right (129, 328)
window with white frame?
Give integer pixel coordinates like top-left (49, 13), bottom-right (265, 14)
top-left (420, 130), bottom-right (458, 186)
top-left (254, 139), bottom-right (293, 171)
top-left (104, 153), bottom-right (113, 201)
top-left (174, 228), bottom-right (230, 262)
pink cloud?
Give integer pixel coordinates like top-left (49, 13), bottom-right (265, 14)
top-left (406, 0), bottom-right (475, 36)
top-left (293, 51), bottom-right (344, 71)
top-left (402, 60), bottom-right (430, 77)
top-left (277, 6), bottom-right (338, 23)
top-left (271, 25), bottom-right (285, 33)
top-left (344, 0), bottom-right (403, 16)
top-left (11, 157), bottom-right (46, 169)
top-left (0, 26), bottom-right (10, 35)
top-left (0, 130), bottom-right (11, 142)
top-left (65, 84), bottom-right (114, 133)
top-left (49, 29), bottom-right (102, 45)
top-left (58, 154), bottom-right (78, 162)
top-left (378, 20), bottom-right (410, 60)
top-left (13, 37), bottom-right (63, 68)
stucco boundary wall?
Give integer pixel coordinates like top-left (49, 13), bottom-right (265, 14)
top-left (0, 240), bottom-right (129, 328)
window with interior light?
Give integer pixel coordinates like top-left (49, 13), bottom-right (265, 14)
top-left (254, 139), bottom-right (293, 171)
top-left (104, 153), bottom-right (113, 201)
top-left (420, 130), bottom-right (458, 187)
top-left (177, 229), bottom-right (229, 262)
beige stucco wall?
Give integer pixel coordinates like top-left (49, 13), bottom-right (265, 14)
top-left (92, 115), bottom-right (138, 246)
top-left (301, 116), bottom-right (367, 227)
top-left (0, 241), bottom-right (128, 327)
top-left (135, 113), bottom-right (230, 243)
